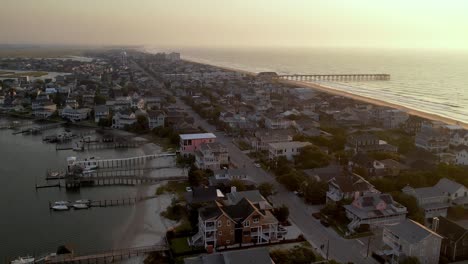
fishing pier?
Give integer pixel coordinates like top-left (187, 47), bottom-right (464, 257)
top-left (277, 73), bottom-right (391, 81)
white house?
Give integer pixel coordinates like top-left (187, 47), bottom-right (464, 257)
top-left (195, 142), bottom-right (229, 170)
top-left (382, 219), bottom-right (442, 264)
top-left (454, 145), bottom-right (468, 166)
top-left (268, 141), bottom-right (311, 160)
top-left (344, 193), bottom-right (407, 232)
top-left (147, 110), bottom-right (166, 129)
top-left (112, 110), bottom-right (136, 129)
top-left (61, 106), bottom-right (90, 121)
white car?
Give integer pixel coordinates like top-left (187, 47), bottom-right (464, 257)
top-left (186, 187), bottom-right (193, 192)
top-left (254, 163), bottom-right (261, 168)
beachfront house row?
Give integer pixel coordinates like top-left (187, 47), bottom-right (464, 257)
top-left (147, 110), bottom-right (166, 129)
top-left (402, 178), bottom-right (468, 219)
top-left (60, 106), bottom-right (91, 122)
top-left (189, 196), bottom-right (285, 249)
top-left (381, 109), bottom-right (410, 129)
top-left (94, 105), bottom-right (110, 123)
top-left (179, 133), bottom-right (217, 155)
top-left (195, 142), bottom-right (229, 170)
top-left (111, 110), bottom-right (136, 129)
top-left (381, 219), bottom-right (442, 264)
top-left (344, 193), bottom-right (407, 233)
top-left (268, 141), bottom-right (311, 160)
top-left (450, 130), bottom-right (468, 147)
top-left (415, 123), bottom-right (449, 153)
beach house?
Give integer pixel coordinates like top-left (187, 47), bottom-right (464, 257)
top-left (179, 133), bottom-right (217, 155)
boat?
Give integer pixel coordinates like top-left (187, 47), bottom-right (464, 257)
top-left (83, 157), bottom-right (99, 170)
top-left (10, 256), bottom-right (35, 264)
top-left (54, 201), bottom-right (70, 206)
top-left (75, 199), bottom-right (90, 204)
top-left (73, 142), bottom-right (84, 151)
top-left (72, 203), bottom-right (89, 209)
top-left (52, 205), bottom-right (69, 211)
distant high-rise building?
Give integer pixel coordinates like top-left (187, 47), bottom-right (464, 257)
top-left (166, 52), bottom-right (180, 61)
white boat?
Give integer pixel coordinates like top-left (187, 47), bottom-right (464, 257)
top-left (10, 256), bottom-right (35, 264)
top-left (52, 205), bottom-right (69, 211)
top-left (72, 203), bottom-right (89, 209)
top-left (54, 201), bottom-right (70, 205)
top-left (75, 199), bottom-right (90, 204)
top-left (84, 164), bottom-right (98, 171)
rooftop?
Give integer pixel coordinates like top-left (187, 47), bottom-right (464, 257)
top-left (386, 219), bottom-right (442, 244)
top-left (180, 133), bottom-right (216, 140)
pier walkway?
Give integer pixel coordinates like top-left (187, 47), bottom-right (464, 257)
top-left (71, 153), bottom-right (176, 169)
top-left (44, 244), bottom-right (168, 263)
top-left (277, 73), bottom-right (390, 81)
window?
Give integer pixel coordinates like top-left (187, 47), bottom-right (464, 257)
top-left (227, 221), bottom-right (230, 226)
top-left (253, 217), bottom-right (259, 224)
top-left (230, 230), bottom-right (233, 234)
top-left (218, 231), bottom-right (222, 236)
top-left (226, 240), bottom-right (230, 244)
top-left (218, 220), bottom-right (222, 227)
top-left (244, 220), bottom-right (250, 227)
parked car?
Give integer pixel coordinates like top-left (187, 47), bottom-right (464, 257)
top-left (320, 219), bottom-right (330, 227)
top-left (254, 163), bottom-right (261, 168)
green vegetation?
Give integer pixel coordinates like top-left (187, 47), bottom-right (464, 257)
top-left (144, 252), bottom-right (169, 264)
top-left (126, 115), bottom-right (149, 133)
top-left (390, 192), bottom-right (425, 224)
top-left (293, 133), bottom-right (346, 152)
top-left (156, 181), bottom-right (190, 197)
top-left (160, 198), bottom-right (187, 221)
top-left (270, 245), bottom-right (317, 264)
top-left (294, 145), bottom-right (331, 169)
top-left (370, 164), bottom-right (468, 193)
top-left (188, 166), bottom-right (213, 186)
top-left (447, 205), bottom-right (468, 220)
top-left (152, 126), bottom-right (180, 147)
top-left (273, 205), bottom-right (290, 223)
top-left (374, 129), bottom-right (416, 154)
top-left (258, 182), bottom-right (275, 197)
top-left (170, 237), bottom-right (193, 254)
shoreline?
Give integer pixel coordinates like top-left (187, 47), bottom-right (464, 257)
top-left (115, 143), bottom-right (177, 250)
top-left (181, 57), bottom-right (468, 130)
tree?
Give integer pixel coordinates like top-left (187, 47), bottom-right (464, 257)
top-left (273, 205), bottom-right (290, 223)
top-left (94, 95), bottom-right (107, 105)
top-left (294, 146), bottom-right (330, 169)
top-left (399, 256), bottom-right (420, 264)
top-left (230, 179), bottom-right (247, 192)
top-left (258, 182), bottom-right (275, 197)
top-left (301, 178), bottom-right (327, 204)
top-left (188, 166), bottom-right (206, 187)
top-left (276, 170), bottom-right (306, 191)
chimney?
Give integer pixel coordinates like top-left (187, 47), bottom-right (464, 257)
top-left (432, 217), bottom-right (440, 232)
top-left (231, 186), bottom-right (237, 193)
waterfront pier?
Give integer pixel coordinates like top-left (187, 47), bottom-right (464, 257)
top-left (277, 73), bottom-right (390, 81)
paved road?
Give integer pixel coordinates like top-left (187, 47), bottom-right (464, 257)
top-left (132, 61), bottom-right (378, 264)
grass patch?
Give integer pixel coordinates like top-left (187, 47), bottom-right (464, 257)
top-left (156, 181), bottom-right (189, 196)
top-left (170, 237), bottom-right (192, 254)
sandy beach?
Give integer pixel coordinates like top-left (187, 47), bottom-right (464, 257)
top-left (114, 143), bottom-right (180, 251)
top-left (180, 57), bottom-right (468, 130)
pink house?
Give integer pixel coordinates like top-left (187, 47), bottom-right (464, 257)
top-left (180, 133), bottom-right (217, 154)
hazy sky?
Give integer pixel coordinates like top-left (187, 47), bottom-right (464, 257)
top-left (1, 0), bottom-right (467, 50)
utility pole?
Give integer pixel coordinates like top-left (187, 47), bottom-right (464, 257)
top-left (326, 239), bottom-right (330, 260)
top-left (366, 236), bottom-right (372, 257)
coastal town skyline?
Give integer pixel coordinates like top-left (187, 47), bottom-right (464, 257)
top-left (1, 0), bottom-right (468, 50)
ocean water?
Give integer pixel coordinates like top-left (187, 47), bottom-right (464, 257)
top-left (149, 47), bottom-right (468, 124)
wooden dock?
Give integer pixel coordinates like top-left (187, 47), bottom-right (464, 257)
top-left (44, 244), bottom-right (168, 263)
top-left (13, 122), bottom-right (66, 135)
top-left (49, 195), bottom-right (158, 211)
top-left (65, 175), bottom-right (187, 188)
top-left (70, 153), bottom-right (176, 169)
